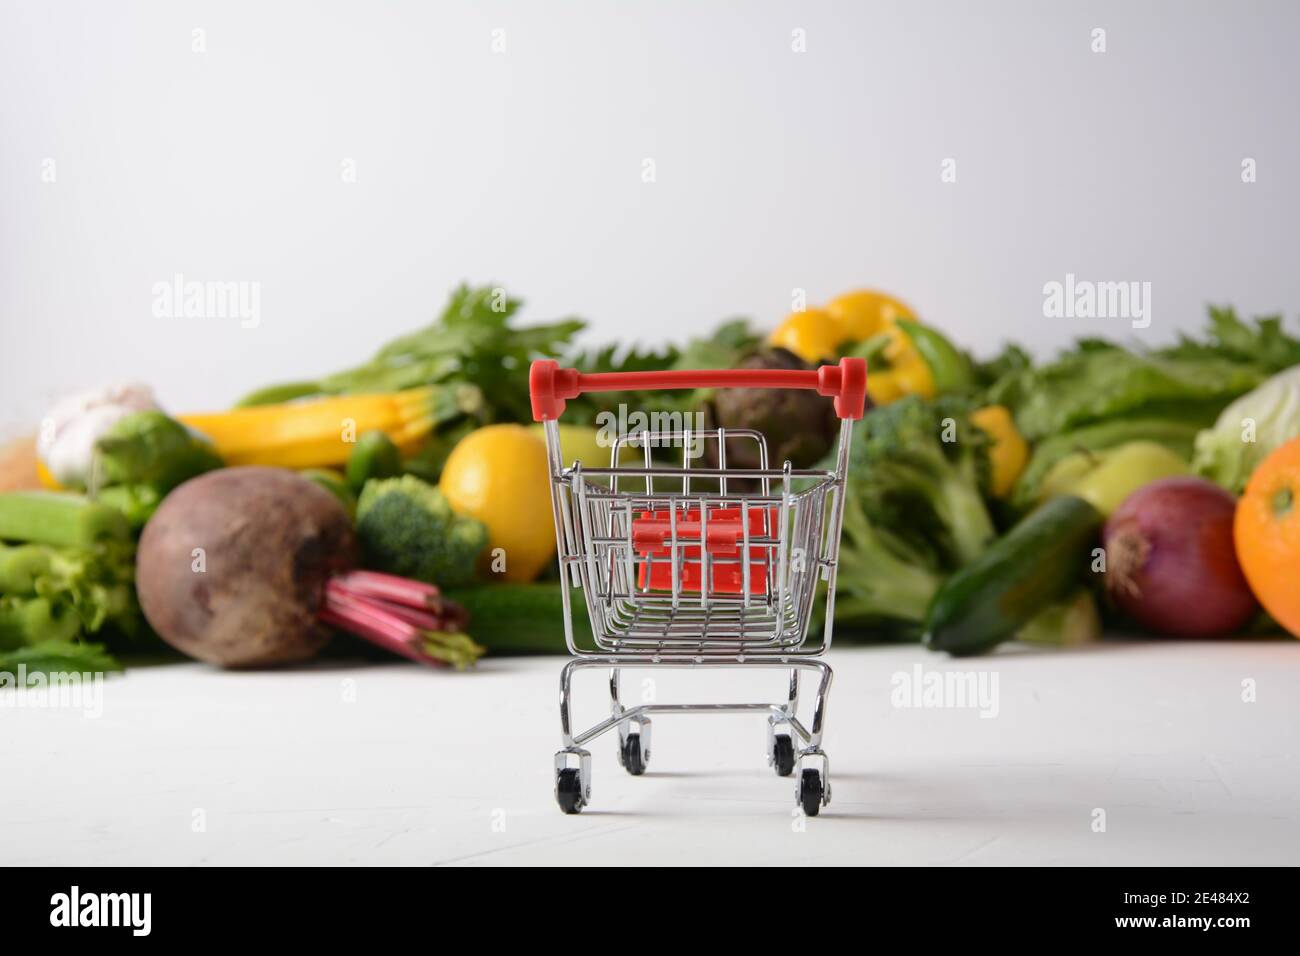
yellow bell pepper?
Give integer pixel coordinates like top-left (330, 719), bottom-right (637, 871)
top-left (867, 323), bottom-right (937, 404)
top-left (767, 308), bottom-right (848, 363)
top-left (826, 290), bottom-right (915, 340)
top-left (970, 405), bottom-right (1029, 498)
top-left (769, 288), bottom-right (972, 406)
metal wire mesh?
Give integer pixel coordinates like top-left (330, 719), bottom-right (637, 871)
top-left (548, 427), bottom-right (845, 658)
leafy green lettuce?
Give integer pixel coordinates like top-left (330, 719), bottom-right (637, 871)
top-left (1193, 364), bottom-right (1300, 493)
top-left (991, 344), bottom-right (1264, 441)
top-left (989, 307), bottom-right (1300, 442)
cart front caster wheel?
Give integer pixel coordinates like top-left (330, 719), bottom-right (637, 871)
top-left (771, 733), bottom-right (795, 777)
top-left (556, 767), bottom-right (586, 814)
top-left (798, 768), bottom-right (824, 817)
top-left (620, 732), bottom-right (647, 776)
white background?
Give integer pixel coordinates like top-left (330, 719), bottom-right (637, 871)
top-left (3, 0), bottom-right (1299, 428)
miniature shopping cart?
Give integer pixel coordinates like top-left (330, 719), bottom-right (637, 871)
top-left (529, 357), bottom-right (867, 816)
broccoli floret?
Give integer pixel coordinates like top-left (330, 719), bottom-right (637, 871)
top-left (825, 395), bottom-right (996, 634)
top-left (831, 489), bottom-right (942, 630)
top-left (355, 475), bottom-right (487, 587)
top-left (851, 395), bottom-right (995, 567)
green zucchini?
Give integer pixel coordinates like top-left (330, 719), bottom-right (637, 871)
top-left (448, 583), bottom-right (591, 656)
top-left (923, 495), bottom-right (1102, 656)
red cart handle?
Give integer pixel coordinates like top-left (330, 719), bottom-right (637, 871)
top-left (529, 356), bottom-right (867, 422)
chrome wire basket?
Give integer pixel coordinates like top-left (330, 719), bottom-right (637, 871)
top-left (529, 357), bottom-right (867, 816)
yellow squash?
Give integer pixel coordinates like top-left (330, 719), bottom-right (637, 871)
top-left (179, 388), bottom-right (437, 469)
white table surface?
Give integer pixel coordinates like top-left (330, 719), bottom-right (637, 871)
top-left (3, 640), bottom-right (1297, 866)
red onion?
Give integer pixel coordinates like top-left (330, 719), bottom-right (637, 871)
top-left (1103, 476), bottom-right (1257, 637)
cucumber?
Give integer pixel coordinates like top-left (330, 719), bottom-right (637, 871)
top-left (923, 495), bottom-right (1102, 656)
top-left (448, 583), bottom-right (591, 656)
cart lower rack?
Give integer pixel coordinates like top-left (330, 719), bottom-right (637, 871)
top-left (529, 357), bottom-right (867, 815)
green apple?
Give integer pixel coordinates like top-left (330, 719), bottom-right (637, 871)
top-left (1042, 440), bottom-right (1188, 516)
top-left (530, 424), bottom-right (635, 476)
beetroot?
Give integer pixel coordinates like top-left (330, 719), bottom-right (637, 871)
top-left (136, 467), bottom-right (481, 669)
top-left (1103, 476), bottom-right (1257, 637)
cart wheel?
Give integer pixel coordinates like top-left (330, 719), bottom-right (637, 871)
top-left (798, 768), bottom-right (823, 817)
top-left (621, 732), bottom-right (647, 776)
top-left (771, 733), bottom-right (795, 777)
top-left (556, 767), bottom-right (585, 814)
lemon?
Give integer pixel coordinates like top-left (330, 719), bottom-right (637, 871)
top-left (826, 290), bottom-right (915, 340)
top-left (767, 308), bottom-right (847, 363)
top-left (441, 424), bottom-right (556, 583)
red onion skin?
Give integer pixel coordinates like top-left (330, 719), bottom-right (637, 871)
top-left (1103, 477), bottom-right (1258, 638)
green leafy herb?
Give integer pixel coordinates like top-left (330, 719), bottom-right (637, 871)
top-left (0, 639), bottom-right (122, 677)
top-left (564, 319), bottom-right (760, 423)
top-left (237, 283), bottom-right (585, 424)
top-left (564, 341), bottom-right (683, 421)
top-left (1161, 306), bottom-right (1300, 371)
top-left (987, 308), bottom-right (1300, 442)
top-left (672, 318), bottom-right (758, 371)
top-left (1003, 349), bottom-right (1263, 441)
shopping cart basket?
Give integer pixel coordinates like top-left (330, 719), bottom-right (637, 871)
top-left (529, 356), bottom-right (867, 816)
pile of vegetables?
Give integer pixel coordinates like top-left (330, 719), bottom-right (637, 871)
top-left (756, 293), bottom-right (1300, 654)
top-left (904, 306), bottom-right (1300, 653)
top-left (4, 281), bottom-right (1300, 678)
